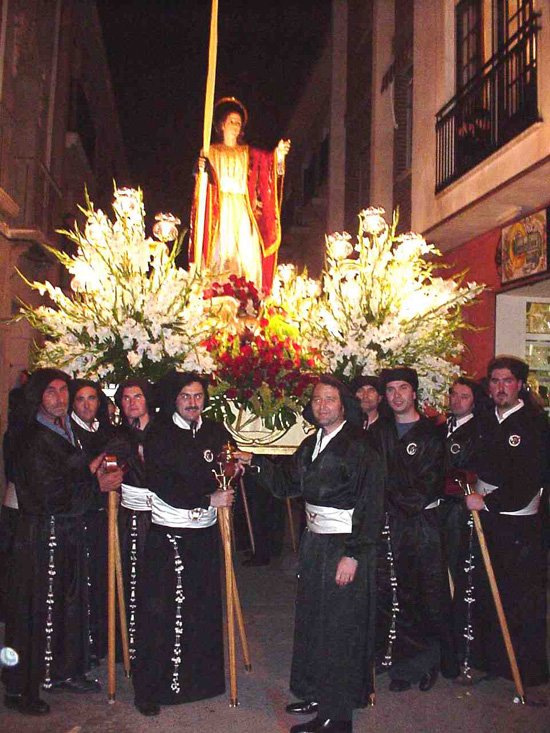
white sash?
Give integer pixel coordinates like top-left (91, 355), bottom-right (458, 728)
top-left (151, 495), bottom-right (217, 529)
top-left (305, 502), bottom-right (354, 534)
top-left (476, 478), bottom-right (541, 516)
top-left (120, 483), bottom-right (154, 511)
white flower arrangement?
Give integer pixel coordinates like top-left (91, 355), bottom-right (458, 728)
top-left (16, 195), bottom-right (483, 415)
top-left (307, 208), bottom-right (484, 407)
top-left (17, 188), bottom-right (220, 382)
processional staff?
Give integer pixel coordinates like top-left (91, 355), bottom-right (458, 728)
top-left (213, 443), bottom-right (252, 707)
top-left (457, 477), bottom-right (526, 705)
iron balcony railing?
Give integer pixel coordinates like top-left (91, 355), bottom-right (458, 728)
top-left (435, 13), bottom-right (540, 192)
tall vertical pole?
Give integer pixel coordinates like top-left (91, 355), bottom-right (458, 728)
top-left (193, 0), bottom-right (218, 268)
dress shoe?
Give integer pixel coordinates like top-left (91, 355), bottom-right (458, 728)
top-left (50, 674), bottom-right (101, 693)
top-left (419, 667), bottom-right (439, 692)
top-left (389, 678), bottom-right (411, 692)
top-left (290, 718), bottom-right (352, 733)
top-left (135, 700), bottom-right (160, 716)
top-left (4, 694), bottom-right (50, 715)
top-left (286, 700), bottom-right (319, 715)
top-left (242, 555), bottom-right (270, 567)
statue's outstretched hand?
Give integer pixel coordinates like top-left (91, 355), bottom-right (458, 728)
top-left (276, 139), bottom-right (291, 161)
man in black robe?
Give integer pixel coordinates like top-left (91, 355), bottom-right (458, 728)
top-left (440, 377), bottom-right (487, 582)
top-left (350, 374), bottom-right (383, 431)
top-left (106, 378), bottom-right (155, 663)
top-left (2, 369), bottom-right (122, 715)
top-left (132, 372), bottom-right (235, 716)
top-left (461, 356), bottom-right (548, 686)
top-left (375, 366), bottom-right (457, 693)
top-left (69, 379), bottom-right (114, 662)
top-left (236, 375), bottom-right (385, 733)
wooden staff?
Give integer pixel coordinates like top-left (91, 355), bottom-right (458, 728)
top-left (459, 480), bottom-right (526, 704)
top-left (194, 0), bottom-right (218, 267)
top-left (107, 490), bottom-right (117, 702)
top-left (238, 475), bottom-right (256, 555)
top-left (218, 506), bottom-right (238, 705)
top-left (286, 497), bottom-right (297, 553)
top-left (114, 522), bottom-right (131, 677)
top-left (232, 571), bottom-right (252, 671)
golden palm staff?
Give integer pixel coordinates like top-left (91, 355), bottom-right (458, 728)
top-left (194, 0), bottom-right (218, 267)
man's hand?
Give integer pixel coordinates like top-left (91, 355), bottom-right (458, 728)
top-left (234, 450), bottom-right (253, 466)
top-left (465, 492), bottom-right (486, 511)
top-left (97, 466), bottom-right (123, 493)
top-left (209, 488), bottom-right (235, 508)
top-left (335, 556), bottom-right (358, 587)
top-left (89, 452), bottom-right (106, 475)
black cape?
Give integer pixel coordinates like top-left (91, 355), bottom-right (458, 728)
top-left (454, 405), bottom-right (549, 686)
top-left (3, 421), bottom-right (96, 699)
top-left (132, 416), bottom-right (232, 705)
top-left (374, 417), bottom-right (458, 681)
top-left (255, 422), bottom-right (385, 720)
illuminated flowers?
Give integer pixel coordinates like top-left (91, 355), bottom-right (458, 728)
top-left (17, 188), bottom-right (219, 383)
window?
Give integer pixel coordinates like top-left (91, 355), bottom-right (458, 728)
top-left (456, 0), bottom-right (483, 90)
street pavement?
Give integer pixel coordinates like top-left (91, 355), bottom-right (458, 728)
top-left (1, 546), bottom-right (548, 733)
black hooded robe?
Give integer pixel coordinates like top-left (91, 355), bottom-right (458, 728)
top-left (455, 405), bottom-right (549, 686)
top-left (374, 417), bottom-right (458, 682)
top-left (132, 416), bottom-right (232, 706)
top-left (71, 420), bottom-right (114, 661)
top-left (2, 422), bottom-right (95, 700)
top-left (254, 422), bottom-right (384, 721)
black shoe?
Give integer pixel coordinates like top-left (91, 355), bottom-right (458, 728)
top-left (4, 694), bottom-right (50, 715)
top-left (135, 700), bottom-right (160, 716)
top-left (290, 718), bottom-right (352, 733)
top-left (50, 674), bottom-right (101, 694)
top-left (389, 678), bottom-right (411, 692)
top-left (286, 700), bottom-right (319, 715)
top-left (242, 555), bottom-right (270, 567)
top-left (419, 667), bottom-right (439, 692)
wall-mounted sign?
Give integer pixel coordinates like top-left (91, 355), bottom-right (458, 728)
top-left (501, 209), bottom-right (549, 284)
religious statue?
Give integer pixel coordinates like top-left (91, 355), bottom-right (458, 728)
top-left (189, 97), bottom-right (290, 294)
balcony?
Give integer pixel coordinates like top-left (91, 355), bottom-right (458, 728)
top-left (435, 13), bottom-right (540, 193)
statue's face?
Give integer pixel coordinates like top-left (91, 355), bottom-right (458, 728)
top-left (221, 112), bottom-right (243, 144)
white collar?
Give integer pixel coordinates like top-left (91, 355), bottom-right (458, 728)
top-left (71, 411), bottom-right (99, 433)
top-left (312, 420), bottom-right (346, 460)
top-left (172, 412), bottom-right (203, 431)
top-left (495, 398), bottom-right (524, 424)
top-left (447, 412), bottom-right (474, 435)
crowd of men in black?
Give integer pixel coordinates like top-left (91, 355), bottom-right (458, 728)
top-left (0, 356), bottom-right (547, 733)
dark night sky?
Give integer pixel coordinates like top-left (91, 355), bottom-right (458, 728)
top-left (97, 0), bottom-right (331, 229)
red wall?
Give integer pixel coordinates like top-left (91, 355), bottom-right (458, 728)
top-left (438, 228), bottom-right (501, 379)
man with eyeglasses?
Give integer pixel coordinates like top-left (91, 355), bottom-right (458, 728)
top-left (132, 372), bottom-right (234, 717)
top-left (460, 356), bottom-right (549, 687)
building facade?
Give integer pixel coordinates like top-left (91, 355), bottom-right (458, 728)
top-left (342, 0), bottom-right (550, 384)
top-left (0, 0), bottom-right (127, 452)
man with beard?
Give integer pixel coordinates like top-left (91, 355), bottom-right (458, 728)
top-left (236, 375), bottom-right (384, 733)
top-left (69, 379), bottom-right (114, 662)
top-left (132, 372), bottom-right (234, 716)
top-left (2, 369), bottom-right (122, 715)
top-left (375, 367), bottom-right (457, 693)
top-left (462, 356), bottom-right (548, 686)
top-left (107, 378), bottom-right (155, 664)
